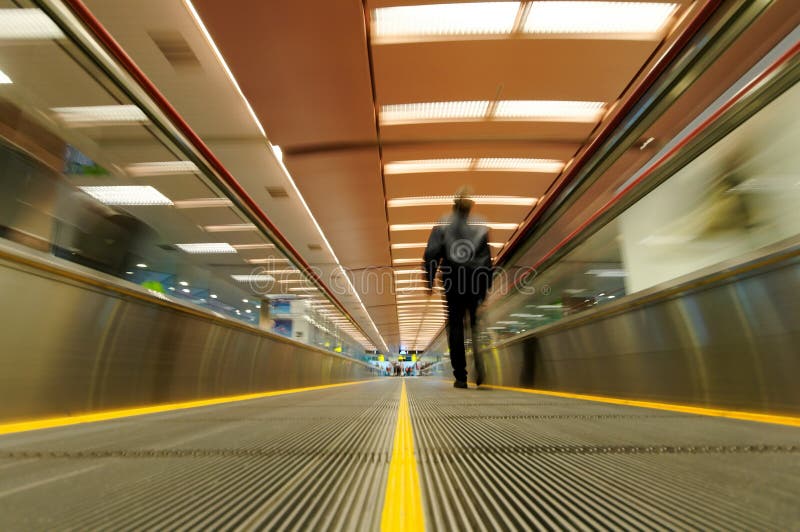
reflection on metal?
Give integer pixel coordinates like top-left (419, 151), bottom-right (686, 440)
top-left (0, 250), bottom-right (375, 423)
top-left (477, 250), bottom-right (800, 415)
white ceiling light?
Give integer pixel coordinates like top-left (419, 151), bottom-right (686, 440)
top-left (385, 158), bottom-right (564, 174)
top-left (52, 105), bottom-right (148, 126)
top-left (202, 224), bottom-right (258, 232)
top-left (390, 222), bottom-right (518, 231)
top-left (232, 243), bottom-right (275, 250)
top-left (125, 161), bottom-right (199, 176)
top-left (0, 69), bottom-right (12, 84)
top-left (79, 186), bottom-right (172, 206)
top-left (231, 274), bottom-right (275, 282)
top-left (173, 198), bottom-right (233, 209)
top-left (372, 2), bottom-right (519, 43)
top-left (246, 258), bottom-right (290, 264)
top-left (175, 243), bottom-right (237, 254)
top-left (393, 258), bottom-right (422, 265)
top-left (380, 100), bottom-right (604, 125)
top-left (381, 101), bottom-right (489, 125)
top-left (585, 268), bottom-right (628, 277)
top-left (0, 9), bottom-right (64, 40)
top-left (394, 269), bottom-right (425, 275)
top-left (523, 2), bottom-right (678, 36)
top-left (388, 196), bottom-right (537, 208)
top-left (385, 159), bottom-right (472, 175)
top-left (474, 158), bottom-right (565, 173)
top-left (494, 100), bottom-right (605, 122)
top-left (391, 243), bottom-right (426, 250)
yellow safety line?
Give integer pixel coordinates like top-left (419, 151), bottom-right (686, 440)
top-left (0, 380), bottom-right (374, 436)
top-left (381, 380), bottom-right (426, 532)
top-left (484, 384), bottom-right (800, 428)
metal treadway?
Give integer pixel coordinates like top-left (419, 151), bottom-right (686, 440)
top-left (0, 379), bottom-right (798, 530)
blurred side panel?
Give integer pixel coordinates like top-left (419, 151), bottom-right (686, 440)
top-left (0, 244), bottom-right (374, 423)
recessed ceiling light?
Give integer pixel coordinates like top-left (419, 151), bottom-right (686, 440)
top-left (384, 159), bottom-right (472, 175)
top-left (494, 100), bottom-right (605, 122)
top-left (125, 161), bottom-right (199, 176)
top-left (474, 158), bottom-right (565, 173)
top-left (52, 105), bottom-right (148, 126)
top-left (182, 288), bottom-right (191, 293)
top-left (0, 9), bottom-right (64, 40)
top-left (246, 258), bottom-right (290, 264)
top-left (232, 243), bottom-right (275, 250)
top-left (372, 2), bottom-right (519, 43)
top-left (388, 196), bottom-right (537, 207)
top-left (79, 186), bottom-right (172, 206)
top-left (175, 243), bottom-right (237, 254)
top-left (172, 198), bottom-right (232, 209)
top-left (136, 263), bottom-right (148, 268)
top-left (0, 69), bottom-right (12, 84)
top-left (125, 271), bottom-right (134, 275)
top-left (381, 101), bottom-right (489, 125)
top-left (202, 224), bottom-right (258, 232)
top-left (385, 157), bottom-right (563, 174)
top-left (231, 274), bottom-right (275, 282)
top-left (390, 222), bottom-right (518, 231)
top-left (179, 281), bottom-right (189, 286)
top-left (210, 294), bottom-right (218, 298)
top-left (523, 2), bottom-right (678, 36)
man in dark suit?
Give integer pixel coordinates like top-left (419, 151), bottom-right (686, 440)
top-left (424, 189), bottom-right (492, 388)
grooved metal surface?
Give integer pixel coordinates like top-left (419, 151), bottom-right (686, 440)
top-left (0, 381), bottom-right (399, 531)
top-left (407, 380), bottom-right (800, 531)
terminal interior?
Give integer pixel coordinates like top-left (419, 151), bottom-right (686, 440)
top-left (0, 1), bottom-right (798, 529)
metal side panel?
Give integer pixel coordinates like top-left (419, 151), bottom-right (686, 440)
top-left (406, 380), bottom-right (800, 531)
top-left (0, 251), bottom-right (375, 423)
top-left (0, 380), bottom-right (399, 530)
top-left (480, 253), bottom-right (800, 415)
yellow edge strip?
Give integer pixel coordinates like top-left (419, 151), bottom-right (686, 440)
top-left (0, 380), bottom-right (374, 437)
top-left (484, 384), bottom-right (800, 428)
top-left (381, 380), bottom-right (426, 532)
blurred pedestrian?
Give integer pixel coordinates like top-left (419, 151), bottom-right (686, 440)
top-left (424, 187), bottom-right (492, 388)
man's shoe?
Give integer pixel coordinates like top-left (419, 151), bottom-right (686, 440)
top-left (453, 380), bottom-right (468, 389)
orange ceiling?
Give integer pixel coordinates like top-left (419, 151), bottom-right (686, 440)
top-left (191, 0), bottom-right (695, 351)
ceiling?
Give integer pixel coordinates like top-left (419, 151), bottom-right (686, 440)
top-left (84, 0), bottom-right (698, 352)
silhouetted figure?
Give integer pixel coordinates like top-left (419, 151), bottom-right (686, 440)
top-left (424, 188), bottom-right (492, 388)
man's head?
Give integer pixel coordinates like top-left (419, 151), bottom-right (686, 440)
top-left (453, 186), bottom-right (474, 215)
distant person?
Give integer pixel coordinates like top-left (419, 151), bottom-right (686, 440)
top-left (424, 188), bottom-right (492, 388)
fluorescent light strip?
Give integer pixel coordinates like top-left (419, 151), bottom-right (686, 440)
top-left (394, 269), bottom-right (425, 275)
top-left (381, 100), bottom-right (603, 125)
top-left (494, 100), bottom-right (605, 122)
top-left (393, 258), bottom-right (423, 265)
top-left (246, 258), bottom-right (290, 264)
top-left (391, 243), bottom-right (426, 250)
top-left (382, 101), bottom-right (489, 125)
top-left (372, 2), bottom-right (519, 42)
top-left (203, 224), bottom-right (258, 232)
top-left (385, 158), bottom-right (564, 174)
top-left (232, 243), bottom-right (275, 250)
top-left (388, 196), bottom-right (536, 208)
top-left (173, 198), bottom-right (233, 209)
top-left (231, 274), bottom-right (274, 282)
top-left (52, 105), bottom-right (148, 126)
top-left (391, 222), bottom-right (518, 231)
top-left (524, 1), bottom-right (678, 35)
top-left (384, 159), bottom-right (472, 175)
top-left (0, 8), bottom-right (64, 39)
top-left (126, 161), bottom-right (199, 176)
top-left (79, 186), bottom-right (172, 206)
top-left (175, 243), bottom-right (237, 254)
top-left (474, 158), bottom-right (565, 173)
